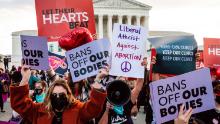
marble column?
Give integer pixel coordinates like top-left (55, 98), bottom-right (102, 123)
top-left (108, 15), bottom-right (113, 41)
top-left (136, 15), bottom-right (141, 26)
top-left (98, 14), bottom-right (103, 38)
top-left (118, 15), bottom-right (123, 24)
top-left (144, 16), bottom-right (149, 28)
top-left (127, 15), bottom-right (132, 25)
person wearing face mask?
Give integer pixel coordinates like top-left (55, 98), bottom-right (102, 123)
top-left (10, 65), bottom-right (107, 124)
top-left (98, 59), bottom-right (147, 124)
top-left (32, 81), bottom-right (47, 103)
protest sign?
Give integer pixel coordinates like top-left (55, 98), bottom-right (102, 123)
top-left (204, 38), bottom-right (220, 67)
top-left (109, 23), bottom-right (148, 78)
top-left (150, 68), bottom-right (215, 124)
top-left (48, 52), bottom-right (68, 75)
top-left (149, 36), bottom-right (197, 75)
top-left (66, 38), bottom-right (110, 82)
top-left (35, 0), bottom-right (96, 41)
top-left (20, 35), bottom-right (49, 70)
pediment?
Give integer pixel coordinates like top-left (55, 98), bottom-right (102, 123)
top-left (93, 0), bottom-right (151, 10)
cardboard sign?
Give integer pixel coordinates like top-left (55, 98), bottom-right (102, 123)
top-left (150, 68), bottom-right (215, 124)
top-left (35, 0), bottom-right (96, 41)
top-left (109, 23), bottom-right (148, 78)
top-left (149, 36), bottom-right (197, 75)
top-left (204, 38), bottom-right (220, 67)
top-left (48, 52), bottom-right (68, 75)
top-left (66, 38), bottom-right (110, 82)
top-left (21, 35), bottom-right (49, 70)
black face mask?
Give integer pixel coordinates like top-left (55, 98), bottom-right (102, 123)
top-left (216, 96), bottom-right (220, 104)
top-left (35, 89), bottom-right (43, 95)
top-left (50, 93), bottom-right (68, 112)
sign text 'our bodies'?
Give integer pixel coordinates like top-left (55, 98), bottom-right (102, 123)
top-left (157, 79), bottom-right (207, 117)
top-left (68, 47), bottom-right (109, 78)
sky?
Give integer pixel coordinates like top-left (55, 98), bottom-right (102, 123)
top-left (0, 0), bottom-right (220, 55)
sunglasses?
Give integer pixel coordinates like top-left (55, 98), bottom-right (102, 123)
top-left (51, 93), bottom-right (66, 98)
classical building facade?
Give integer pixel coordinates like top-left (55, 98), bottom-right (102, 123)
top-left (93, 0), bottom-right (151, 40)
top-left (11, 0), bottom-right (151, 67)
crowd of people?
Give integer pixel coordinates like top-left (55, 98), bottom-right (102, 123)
top-left (0, 55), bottom-right (220, 124)
top-left (0, 54), bottom-right (219, 124)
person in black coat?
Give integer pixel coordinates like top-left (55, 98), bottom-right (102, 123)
top-left (3, 57), bottom-right (8, 70)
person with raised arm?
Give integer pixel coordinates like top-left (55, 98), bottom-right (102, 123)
top-left (10, 65), bottom-right (107, 124)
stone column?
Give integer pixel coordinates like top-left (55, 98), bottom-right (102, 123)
top-left (144, 16), bottom-right (149, 28)
top-left (118, 15), bottom-right (123, 24)
top-left (98, 14), bottom-right (103, 38)
top-left (108, 15), bottom-right (113, 41)
top-left (127, 15), bottom-right (132, 25)
top-left (136, 15), bottom-right (141, 26)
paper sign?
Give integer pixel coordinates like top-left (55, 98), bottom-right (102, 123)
top-left (109, 23), bottom-right (148, 78)
top-left (66, 38), bottom-right (110, 82)
top-left (21, 35), bottom-right (49, 70)
top-left (150, 68), bottom-right (215, 124)
top-left (149, 36), bottom-right (198, 75)
top-left (204, 38), bottom-right (220, 67)
top-left (35, 0), bottom-right (96, 41)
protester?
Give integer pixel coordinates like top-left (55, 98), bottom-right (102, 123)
top-left (71, 80), bottom-right (91, 102)
top-left (9, 70), bottom-right (30, 123)
top-left (38, 70), bottom-right (47, 82)
top-left (10, 65), bottom-right (107, 124)
top-left (0, 68), bottom-right (10, 85)
top-left (98, 59), bottom-right (146, 124)
top-left (3, 57), bottom-right (9, 70)
top-left (0, 68), bottom-right (10, 113)
top-left (31, 81), bottom-right (47, 103)
top-left (10, 65), bottom-right (17, 72)
top-left (0, 79), bottom-right (5, 112)
top-left (28, 70), bottom-right (40, 90)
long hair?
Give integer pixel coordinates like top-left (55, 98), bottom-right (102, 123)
top-left (43, 79), bottom-right (76, 114)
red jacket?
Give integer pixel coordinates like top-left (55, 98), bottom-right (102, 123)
top-left (10, 84), bottom-right (106, 124)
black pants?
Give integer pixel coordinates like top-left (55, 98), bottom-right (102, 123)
top-left (0, 93), bottom-right (4, 111)
top-left (4, 63), bottom-right (8, 70)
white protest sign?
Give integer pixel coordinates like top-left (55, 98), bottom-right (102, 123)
top-left (66, 38), bottom-right (110, 82)
top-left (20, 35), bottom-right (49, 70)
top-left (109, 23), bottom-right (148, 78)
top-left (150, 68), bottom-right (215, 124)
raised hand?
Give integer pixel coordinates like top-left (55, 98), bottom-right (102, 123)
top-left (151, 56), bottom-right (156, 65)
top-left (174, 104), bottom-right (193, 124)
top-left (96, 66), bottom-right (109, 81)
top-left (141, 57), bottom-right (148, 68)
top-left (20, 65), bottom-right (31, 86)
top-left (92, 66), bottom-right (110, 90)
top-left (106, 102), bottom-right (114, 112)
